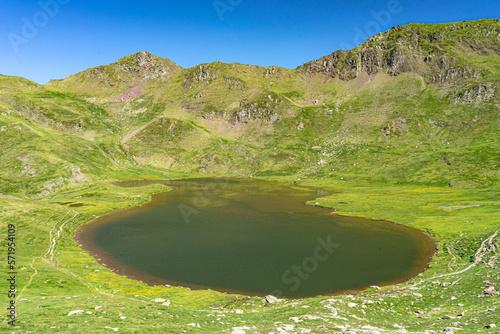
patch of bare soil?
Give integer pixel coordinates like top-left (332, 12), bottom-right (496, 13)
top-left (109, 84), bottom-right (143, 102)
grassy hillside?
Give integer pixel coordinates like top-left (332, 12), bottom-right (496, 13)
top-left (1, 18), bottom-right (499, 333)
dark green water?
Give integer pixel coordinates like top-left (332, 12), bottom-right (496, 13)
top-left (75, 178), bottom-right (435, 298)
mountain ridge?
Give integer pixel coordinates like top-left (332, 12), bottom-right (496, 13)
top-left (1, 18), bottom-right (500, 333)
top-left (0, 18), bottom-right (499, 197)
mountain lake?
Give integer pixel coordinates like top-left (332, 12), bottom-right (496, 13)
top-left (74, 178), bottom-right (435, 298)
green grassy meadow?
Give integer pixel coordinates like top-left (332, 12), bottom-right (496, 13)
top-left (1, 19), bottom-right (500, 333)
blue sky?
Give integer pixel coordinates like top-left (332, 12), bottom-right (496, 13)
top-left (0, 0), bottom-right (498, 84)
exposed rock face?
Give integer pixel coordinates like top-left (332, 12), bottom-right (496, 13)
top-left (224, 75), bottom-right (246, 90)
top-left (85, 67), bottom-right (106, 79)
top-left (192, 65), bottom-right (220, 82)
top-left (134, 51), bottom-right (155, 67)
top-left (265, 67), bottom-right (277, 77)
top-left (452, 85), bottom-right (496, 104)
top-left (118, 51), bottom-right (170, 80)
top-left (229, 101), bottom-right (282, 124)
top-left (298, 20), bottom-right (500, 81)
top-left (383, 47), bottom-right (409, 75)
top-left (432, 67), bottom-right (483, 83)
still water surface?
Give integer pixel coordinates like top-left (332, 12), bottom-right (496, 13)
top-left (75, 178), bottom-right (435, 298)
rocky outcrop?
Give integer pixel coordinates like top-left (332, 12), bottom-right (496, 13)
top-left (192, 65), bottom-right (220, 82)
top-left (451, 85), bottom-right (496, 103)
top-left (224, 75), bottom-right (246, 90)
top-left (229, 102), bottom-right (282, 124)
top-left (228, 96), bottom-right (284, 124)
top-left (381, 118), bottom-right (407, 136)
top-left (298, 19), bottom-right (500, 81)
top-left (182, 65), bottom-right (221, 90)
top-left (117, 51), bottom-right (172, 80)
top-left (85, 67), bottom-right (106, 79)
top-left (432, 67), bottom-right (483, 83)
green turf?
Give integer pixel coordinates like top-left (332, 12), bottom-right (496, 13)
top-left (1, 18), bottom-right (499, 333)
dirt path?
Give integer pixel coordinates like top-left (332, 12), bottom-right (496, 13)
top-left (19, 210), bottom-right (77, 301)
top-left (438, 230), bottom-right (498, 278)
top-left (407, 230), bottom-right (499, 289)
top-left (18, 209), bottom-right (151, 305)
top-left (120, 117), bottom-right (160, 144)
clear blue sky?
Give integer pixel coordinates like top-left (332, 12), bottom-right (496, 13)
top-left (0, 0), bottom-right (498, 84)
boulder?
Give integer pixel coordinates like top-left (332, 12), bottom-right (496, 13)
top-left (484, 287), bottom-right (499, 295)
top-left (265, 295), bottom-right (281, 304)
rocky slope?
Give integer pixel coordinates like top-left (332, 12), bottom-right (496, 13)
top-left (298, 19), bottom-right (500, 80)
top-left (1, 19), bottom-right (499, 197)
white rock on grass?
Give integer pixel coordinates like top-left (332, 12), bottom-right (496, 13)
top-left (68, 310), bottom-right (84, 316)
top-left (232, 328), bottom-right (247, 334)
top-left (151, 298), bottom-right (166, 303)
top-left (301, 315), bottom-right (323, 320)
top-left (277, 324), bottom-right (295, 332)
top-left (105, 327), bottom-right (119, 332)
top-left (265, 295), bottom-right (281, 304)
top-left (187, 323), bottom-right (200, 327)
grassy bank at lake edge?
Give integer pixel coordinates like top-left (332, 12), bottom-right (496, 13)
top-left (1, 174), bottom-right (499, 333)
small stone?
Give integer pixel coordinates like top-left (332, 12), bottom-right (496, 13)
top-left (484, 324), bottom-right (496, 329)
top-left (347, 302), bottom-right (357, 308)
top-left (68, 310), bottom-right (84, 316)
top-left (484, 287), bottom-right (498, 295)
top-left (151, 298), bottom-right (166, 303)
top-left (442, 315), bottom-right (452, 320)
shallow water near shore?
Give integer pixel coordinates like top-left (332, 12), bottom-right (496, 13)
top-left (75, 178), bottom-right (435, 298)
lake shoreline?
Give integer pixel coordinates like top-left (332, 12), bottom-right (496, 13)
top-left (75, 177), bottom-right (436, 299)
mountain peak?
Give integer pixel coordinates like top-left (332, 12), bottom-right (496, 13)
top-left (115, 51), bottom-right (178, 68)
top-left (45, 51), bottom-right (182, 97)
